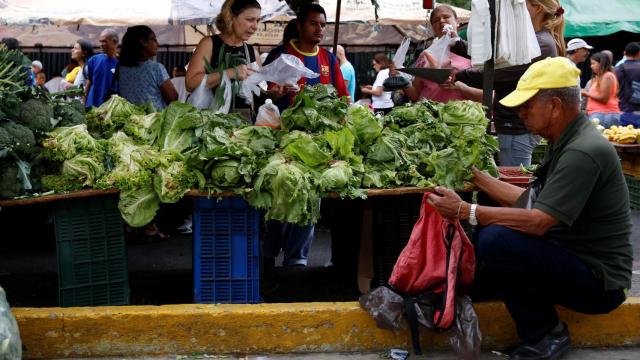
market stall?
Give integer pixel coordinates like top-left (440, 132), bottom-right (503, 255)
top-left (0, 1), bottom-right (502, 307)
top-left (0, 45), bottom-right (498, 304)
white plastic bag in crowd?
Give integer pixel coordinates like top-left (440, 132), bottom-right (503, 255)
top-left (187, 75), bottom-right (213, 109)
top-left (0, 287), bottom-right (22, 360)
top-left (393, 37), bottom-right (411, 68)
top-left (426, 26), bottom-right (454, 68)
top-left (468, 0), bottom-right (492, 66)
top-left (240, 54), bottom-right (319, 106)
top-left (495, 0), bottom-right (540, 68)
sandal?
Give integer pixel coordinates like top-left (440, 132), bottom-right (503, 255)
top-left (142, 223), bottom-right (170, 243)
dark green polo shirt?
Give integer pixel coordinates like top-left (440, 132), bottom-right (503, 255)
top-left (531, 114), bottom-right (632, 290)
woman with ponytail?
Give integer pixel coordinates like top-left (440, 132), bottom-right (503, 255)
top-left (185, 0), bottom-right (261, 119)
top-left (118, 25), bottom-right (178, 110)
top-left (453, 0), bottom-right (564, 167)
top-left (526, 0), bottom-right (566, 57)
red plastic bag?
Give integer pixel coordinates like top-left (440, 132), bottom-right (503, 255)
top-left (388, 192), bottom-right (475, 329)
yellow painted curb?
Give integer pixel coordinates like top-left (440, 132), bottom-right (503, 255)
top-left (13, 298), bottom-right (640, 359)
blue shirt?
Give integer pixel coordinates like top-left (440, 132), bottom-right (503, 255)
top-left (119, 60), bottom-right (170, 110)
top-left (85, 54), bottom-right (118, 108)
top-left (340, 61), bottom-right (356, 102)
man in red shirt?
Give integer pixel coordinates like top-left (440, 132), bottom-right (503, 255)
top-left (262, 3), bottom-right (348, 272)
top-left (264, 3), bottom-right (349, 112)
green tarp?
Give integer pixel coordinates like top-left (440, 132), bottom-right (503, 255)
top-left (562, 0), bottom-right (640, 37)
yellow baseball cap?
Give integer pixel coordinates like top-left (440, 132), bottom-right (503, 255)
top-left (499, 57), bottom-right (581, 108)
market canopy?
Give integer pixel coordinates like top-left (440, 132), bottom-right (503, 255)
top-left (562, 0), bottom-right (640, 37)
top-left (0, 0), bottom-right (290, 26)
top-left (0, 0), bottom-right (468, 27)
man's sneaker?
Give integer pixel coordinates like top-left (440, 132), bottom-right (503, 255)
top-left (176, 218), bottom-right (192, 234)
top-left (510, 322), bottom-right (571, 360)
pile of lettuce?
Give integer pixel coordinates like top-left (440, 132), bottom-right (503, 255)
top-left (33, 85), bottom-right (498, 227)
top-left (42, 100), bottom-right (206, 227)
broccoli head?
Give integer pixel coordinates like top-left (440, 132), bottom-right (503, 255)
top-left (19, 98), bottom-right (54, 132)
top-left (68, 99), bottom-right (85, 115)
top-left (0, 127), bottom-right (11, 148)
top-left (0, 120), bottom-right (36, 151)
top-left (0, 158), bottom-right (24, 198)
top-left (56, 105), bottom-right (86, 127)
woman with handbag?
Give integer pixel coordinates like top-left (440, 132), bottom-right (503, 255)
top-left (185, 0), bottom-right (261, 120)
top-left (360, 53), bottom-right (395, 115)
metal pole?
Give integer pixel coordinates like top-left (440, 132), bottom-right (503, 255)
top-left (332, 0), bottom-right (342, 55)
top-left (482, 0), bottom-right (496, 118)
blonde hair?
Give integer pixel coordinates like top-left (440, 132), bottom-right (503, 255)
top-left (215, 0), bottom-right (261, 36)
top-left (528, 0), bottom-right (566, 56)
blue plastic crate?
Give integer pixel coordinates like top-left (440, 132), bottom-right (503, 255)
top-left (193, 197), bottom-right (260, 304)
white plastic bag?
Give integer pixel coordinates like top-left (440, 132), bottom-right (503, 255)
top-left (426, 27), bottom-right (454, 68)
top-left (0, 287), bottom-right (22, 360)
top-left (255, 99), bottom-right (281, 128)
top-left (393, 37), bottom-right (411, 69)
top-left (240, 54), bottom-right (319, 106)
top-left (211, 71), bottom-right (232, 114)
top-left (187, 75), bottom-right (213, 109)
top-left (495, 0), bottom-right (540, 68)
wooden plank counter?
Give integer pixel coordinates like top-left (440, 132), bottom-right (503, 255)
top-left (1, 187), bottom-right (447, 208)
top-left (0, 189), bottom-right (119, 207)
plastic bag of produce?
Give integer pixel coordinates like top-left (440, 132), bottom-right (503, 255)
top-left (0, 287), bottom-right (22, 360)
top-left (425, 24), bottom-right (454, 68)
top-left (187, 76), bottom-right (214, 110)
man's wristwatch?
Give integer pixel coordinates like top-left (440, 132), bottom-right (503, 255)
top-left (469, 204), bottom-right (478, 226)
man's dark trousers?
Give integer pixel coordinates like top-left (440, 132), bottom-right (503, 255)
top-left (473, 225), bottom-right (626, 343)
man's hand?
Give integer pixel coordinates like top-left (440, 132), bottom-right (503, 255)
top-left (269, 83), bottom-right (298, 98)
top-left (427, 186), bottom-right (466, 220)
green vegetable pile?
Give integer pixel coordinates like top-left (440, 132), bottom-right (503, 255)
top-left (3, 72), bottom-right (498, 227)
top-left (0, 44), bottom-right (87, 198)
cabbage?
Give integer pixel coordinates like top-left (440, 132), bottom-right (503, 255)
top-left (346, 104), bottom-right (382, 152)
top-left (123, 112), bottom-right (163, 145)
top-left (247, 153), bottom-right (320, 225)
top-left (97, 132), bottom-right (163, 189)
top-left (281, 131), bottom-right (331, 168)
top-left (209, 159), bottom-right (242, 188)
top-left (42, 124), bottom-right (101, 161)
top-left (319, 160), bottom-right (351, 191)
top-left (117, 184), bottom-right (160, 227)
top-left (158, 102), bottom-right (200, 155)
top-left (441, 100), bottom-right (487, 126)
top-left (366, 128), bottom-right (410, 167)
top-left (280, 84), bottom-right (347, 132)
top-left (231, 126), bottom-right (277, 154)
top-left (323, 127), bottom-right (355, 159)
top-left (318, 160), bottom-right (365, 199)
top-left (61, 154), bottom-right (105, 187)
top-left (154, 160), bottom-right (201, 203)
top-left (86, 95), bottom-right (148, 135)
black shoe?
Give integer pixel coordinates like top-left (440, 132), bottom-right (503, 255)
top-left (510, 322), bottom-right (571, 360)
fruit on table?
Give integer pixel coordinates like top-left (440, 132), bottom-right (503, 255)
top-left (602, 125), bottom-right (640, 144)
